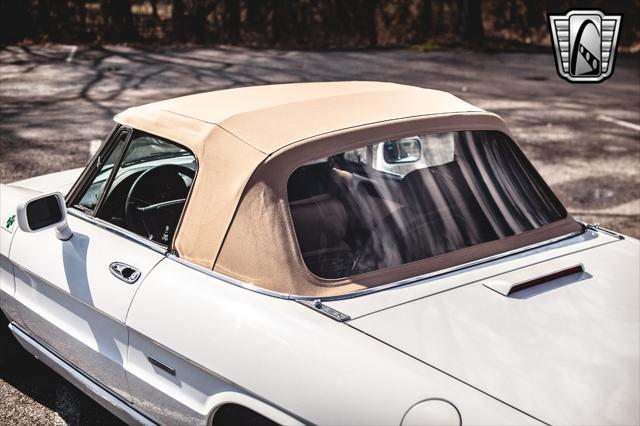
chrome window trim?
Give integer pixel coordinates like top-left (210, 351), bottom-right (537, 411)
top-left (166, 254), bottom-right (293, 299)
top-left (329, 229), bottom-right (590, 301)
top-left (92, 127), bottom-right (135, 215)
top-left (65, 124), bottom-right (120, 205)
top-left (168, 227), bottom-right (594, 302)
top-left (67, 126), bottom-right (132, 212)
top-left (68, 208), bottom-right (167, 255)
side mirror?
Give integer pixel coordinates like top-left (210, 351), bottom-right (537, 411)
top-left (16, 192), bottom-right (73, 241)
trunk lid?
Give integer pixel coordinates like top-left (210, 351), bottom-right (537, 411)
top-left (348, 236), bottom-right (639, 425)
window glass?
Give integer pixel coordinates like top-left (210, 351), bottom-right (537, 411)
top-left (343, 133), bottom-right (455, 178)
top-left (76, 130), bottom-right (196, 246)
top-left (382, 138), bottom-right (421, 164)
top-left (287, 131), bottom-right (568, 279)
top-left (77, 133), bottom-right (127, 210)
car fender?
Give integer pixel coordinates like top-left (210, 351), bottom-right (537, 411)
top-left (125, 256), bottom-right (544, 425)
top-left (0, 184), bottom-right (40, 324)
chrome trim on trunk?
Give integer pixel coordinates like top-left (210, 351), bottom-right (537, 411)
top-left (168, 228), bottom-right (593, 302)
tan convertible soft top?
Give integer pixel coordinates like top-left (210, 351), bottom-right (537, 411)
top-left (115, 82), bottom-right (579, 296)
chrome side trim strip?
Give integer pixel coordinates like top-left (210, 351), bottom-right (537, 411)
top-left (68, 208), bottom-right (167, 254)
top-left (326, 230), bottom-right (589, 301)
top-left (168, 229), bottom-right (591, 302)
top-left (8, 322), bottom-right (157, 426)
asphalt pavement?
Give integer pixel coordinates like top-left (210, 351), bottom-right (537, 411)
top-left (0, 44), bottom-right (638, 424)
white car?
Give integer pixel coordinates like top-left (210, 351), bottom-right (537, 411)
top-left (1, 82), bottom-right (638, 426)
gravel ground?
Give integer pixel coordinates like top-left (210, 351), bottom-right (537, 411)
top-left (0, 45), bottom-right (638, 424)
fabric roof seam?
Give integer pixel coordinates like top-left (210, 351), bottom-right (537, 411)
top-left (174, 124), bottom-right (267, 267)
top-left (209, 88), bottom-right (450, 146)
top-left (121, 109), bottom-right (492, 157)
top-left (202, 125), bottom-right (264, 269)
top-left (264, 111), bottom-right (501, 157)
top-left (117, 108), bottom-right (269, 155)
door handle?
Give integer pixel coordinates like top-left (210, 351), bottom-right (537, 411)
top-left (109, 262), bottom-right (141, 284)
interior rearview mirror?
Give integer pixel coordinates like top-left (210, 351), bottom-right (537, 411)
top-left (17, 192), bottom-right (73, 241)
top-left (383, 137), bottom-right (422, 164)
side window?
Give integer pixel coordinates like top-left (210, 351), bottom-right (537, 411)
top-left (77, 132), bottom-right (128, 211)
top-left (76, 129), bottom-right (196, 246)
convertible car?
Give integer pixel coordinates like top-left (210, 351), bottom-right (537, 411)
top-left (1, 82), bottom-right (638, 425)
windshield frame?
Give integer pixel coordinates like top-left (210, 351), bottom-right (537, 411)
top-left (68, 125), bottom-right (133, 215)
top-left (67, 125), bottom-right (199, 252)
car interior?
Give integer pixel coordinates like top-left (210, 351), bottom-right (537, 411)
top-left (76, 132), bottom-right (196, 246)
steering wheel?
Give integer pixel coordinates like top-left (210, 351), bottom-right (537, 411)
top-left (125, 164), bottom-right (195, 244)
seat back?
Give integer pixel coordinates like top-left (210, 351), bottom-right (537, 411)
top-left (289, 194), bottom-right (353, 278)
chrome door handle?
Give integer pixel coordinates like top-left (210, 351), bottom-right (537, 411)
top-left (109, 262), bottom-right (141, 284)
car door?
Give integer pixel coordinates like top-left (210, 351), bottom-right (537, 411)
top-left (10, 127), bottom-right (197, 402)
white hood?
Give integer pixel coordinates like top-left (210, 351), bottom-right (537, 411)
top-left (349, 236), bottom-right (640, 425)
top-left (9, 168), bottom-right (84, 195)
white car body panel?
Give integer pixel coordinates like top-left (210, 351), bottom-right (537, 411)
top-left (1, 184), bottom-right (40, 327)
top-left (10, 167), bottom-right (84, 195)
top-left (0, 254), bottom-right (19, 325)
top-left (1, 168), bottom-right (83, 318)
top-left (9, 323), bottom-right (156, 425)
top-left (10, 213), bottom-right (164, 401)
top-left (323, 229), bottom-right (616, 318)
top-left (350, 237), bottom-right (640, 425)
top-left (124, 257), bottom-right (543, 425)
